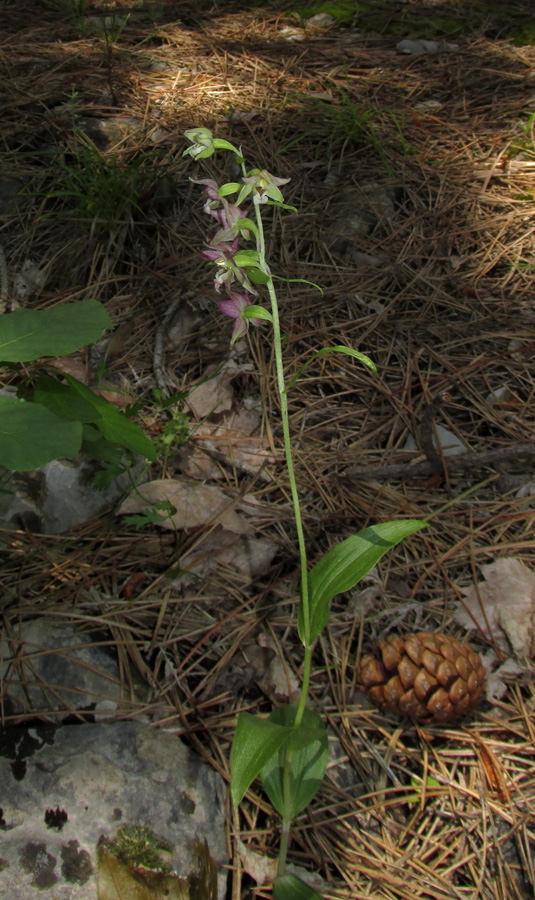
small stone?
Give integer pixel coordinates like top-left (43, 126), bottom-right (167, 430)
top-left (306, 13), bottom-right (335, 27)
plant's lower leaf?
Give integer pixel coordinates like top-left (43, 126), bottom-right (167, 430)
top-left (0, 396), bottom-right (82, 470)
top-left (299, 520), bottom-right (427, 645)
top-left (230, 712), bottom-right (293, 808)
top-left (34, 375), bottom-right (100, 423)
top-left (261, 704), bottom-right (328, 820)
top-left (274, 873), bottom-right (324, 900)
top-left (62, 374), bottom-right (156, 461)
top-left (0, 300), bottom-right (111, 362)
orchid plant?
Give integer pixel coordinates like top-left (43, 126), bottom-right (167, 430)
top-left (184, 127), bottom-right (426, 900)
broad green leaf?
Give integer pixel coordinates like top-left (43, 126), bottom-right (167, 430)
top-left (274, 874), bottom-right (324, 900)
top-left (34, 375), bottom-right (102, 423)
top-left (0, 300), bottom-right (111, 362)
top-left (285, 345), bottom-right (376, 394)
top-left (299, 520), bottom-right (427, 645)
top-left (243, 305), bottom-right (272, 322)
top-left (230, 712), bottom-right (293, 808)
top-left (62, 375), bottom-right (157, 461)
top-left (0, 396), bottom-right (82, 470)
top-left (261, 705), bottom-right (328, 820)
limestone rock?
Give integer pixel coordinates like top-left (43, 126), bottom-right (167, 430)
top-left (0, 456), bottom-right (145, 534)
top-left (0, 720), bottom-right (228, 898)
top-left (0, 619), bottom-right (123, 720)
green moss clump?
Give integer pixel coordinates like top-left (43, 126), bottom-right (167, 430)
top-left (106, 824), bottom-right (173, 874)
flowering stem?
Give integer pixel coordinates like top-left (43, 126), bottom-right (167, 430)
top-left (254, 202), bottom-right (312, 706)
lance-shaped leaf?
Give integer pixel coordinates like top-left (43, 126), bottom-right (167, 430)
top-left (0, 300), bottom-right (111, 362)
top-left (242, 305), bottom-right (273, 323)
top-left (274, 873), bottom-right (324, 900)
top-left (299, 520), bottom-right (427, 646)
top-left (285, 345), bottom-right (376, 394)
top-left (231, 713), bottom-right (294, 808)
top-left (260, 705), bottom-right (328, 820)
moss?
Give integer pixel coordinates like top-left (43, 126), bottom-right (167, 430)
top-left (104, 824), bottom-right (173, 874)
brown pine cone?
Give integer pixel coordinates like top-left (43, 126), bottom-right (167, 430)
top-left (356, 632), bottom-right (486, 724)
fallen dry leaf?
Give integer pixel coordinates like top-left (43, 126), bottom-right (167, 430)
top-left (180, 533), bottom-right (277, 581)
top-left (118, 479), bottom-right (247, 533)
top-left (236, 838), bottom-right (277, 886)
top-left (180, 409), bottom-right (275, 479)
top-left (48, 355), bottom-right (88, 382)
top-left (454, 557), bottom-right (535, 658)
top-left (484, 655), bottom-right (524, 702)
top-left (256, 632), bottom-right (300, 701)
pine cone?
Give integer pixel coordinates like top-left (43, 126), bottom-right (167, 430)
top-left (356, 632), bottom-right (486, 724)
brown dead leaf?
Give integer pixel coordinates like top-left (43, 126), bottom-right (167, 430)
top-left (256, 632), bottom-right (300, 702)
top-left (236, 838), bottom-right (277, 886)
top-left (181, 533), bottom-right (277, 581)
top-left (454, 558), bottom-right (535, 658)
top-left (95, 387), bottom-right (134, 409)
top-left (179, 409), bottom-right (274, 479)
top-left (48, 355), bottom-right (88, 382)
top-left (186, 356), bottom-right (255, 419)
top-left (186, 365), bottom-right (235, 418)
top-left (117, 480), bottom-right (247, 534)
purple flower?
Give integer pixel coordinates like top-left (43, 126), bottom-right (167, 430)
top-left (191, 177), bottom-right (220, 201)
top-left (200, 237), bottom-right (240, 263)
top-left (217, 290), bottom-right (262, 345)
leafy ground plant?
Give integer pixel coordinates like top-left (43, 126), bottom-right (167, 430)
top-left (0, 300), bottom-right (156, 473)
top-left (184, 127), bottom-right (426, 899)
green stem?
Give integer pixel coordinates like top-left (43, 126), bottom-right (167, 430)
top-left (277, 819), bottom-right (291, 877)
top-left (254, 203), bottom-right (311, 654)
top-left (254, 201), bottom-right (315, 876)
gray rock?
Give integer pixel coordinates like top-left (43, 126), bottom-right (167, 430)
top-left (0, 455), bottom-right (146, 534)
top-left (397, 38), bottom-right (458, 55)
top-left (306, 13), bottom-right (335, 27)
top-left (0, 619), bottom-right (122, 720)
top-left (0, 720), bottom-right (228, 898)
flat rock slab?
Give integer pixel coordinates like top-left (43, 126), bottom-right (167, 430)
top-left (0, 619), bottom-right (122, 720)
top-left (0, 720), bottom-right (228, 898)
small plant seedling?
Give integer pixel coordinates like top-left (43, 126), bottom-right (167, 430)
top-left (183, 126), bottom-right (426, 898)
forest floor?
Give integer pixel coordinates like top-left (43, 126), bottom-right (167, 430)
top-left (1, 0), bottom-right (535, 897)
